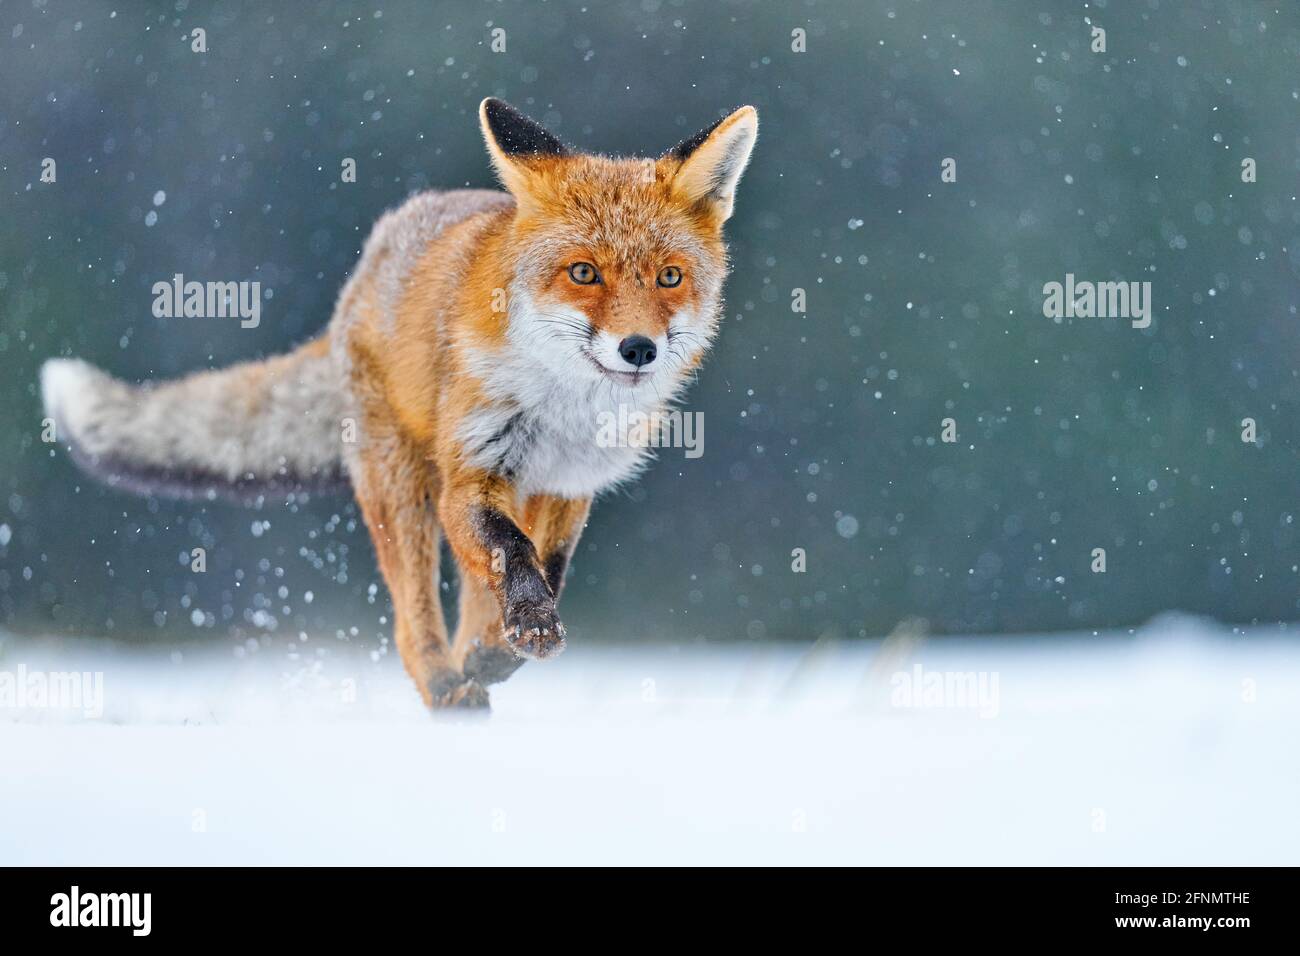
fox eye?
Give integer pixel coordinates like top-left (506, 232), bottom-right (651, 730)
top-left (657, 266), bottom-right (683, 288)
top-left (568, 262), bottom-right (600, 285)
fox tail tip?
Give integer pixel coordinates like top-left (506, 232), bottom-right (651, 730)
top-left (40, 357), bottom-right (106, 435)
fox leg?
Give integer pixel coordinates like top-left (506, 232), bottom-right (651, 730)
top-left (353, 446), bottom-right (487, 709)
top-left (528, 495), bottom-right (592, 598)
top-left (451, 575), bottom-right (519, 684)
top-left (440, 472), bottom-right (585, 663)
top-left (455, 495), bottom-right (591, 685)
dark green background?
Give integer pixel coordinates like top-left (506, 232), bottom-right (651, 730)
top-left (2, 0), bottom-right (1297, 648)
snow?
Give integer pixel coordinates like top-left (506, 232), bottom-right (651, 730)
top-left (2, 615), bottom-right (1297, 865)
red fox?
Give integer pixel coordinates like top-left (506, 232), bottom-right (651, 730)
top-left (40, 99), bottom-right (758, 709)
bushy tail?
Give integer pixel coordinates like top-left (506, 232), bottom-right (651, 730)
top-left (40, 338), bottom-right (350, 503)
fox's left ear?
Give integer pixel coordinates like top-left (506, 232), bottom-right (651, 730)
top-left (479, 98), bottom-right (566, 206)
top-left (666, 106), bottom-right (758, 221)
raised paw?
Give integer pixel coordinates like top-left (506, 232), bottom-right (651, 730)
top-left (503, 601), bottom-right (567, 660)
top-left (427, 673), bottom-right (492, 711)
top-left (463, 642), bottom-right (526, 686)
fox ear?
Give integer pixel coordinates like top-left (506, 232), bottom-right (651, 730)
top-left (667, 106), bottom-right (758, 221)
top-left (479, 98), bottom-right (566, 205)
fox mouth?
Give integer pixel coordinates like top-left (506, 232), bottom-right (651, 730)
top-left (583, 351), bottom-right (648, 386)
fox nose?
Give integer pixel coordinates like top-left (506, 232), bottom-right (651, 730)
top-left (618, 335), bottom-right (657, 368)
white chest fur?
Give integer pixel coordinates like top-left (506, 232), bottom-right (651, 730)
top-left (456, 295), bottom-right (695, 499)
top-left (457, 376), bottom-right (659, 498)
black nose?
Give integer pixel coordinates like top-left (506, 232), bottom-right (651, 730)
top-left (618, 335), bottom-right (657, 368)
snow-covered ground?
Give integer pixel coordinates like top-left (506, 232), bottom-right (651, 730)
top-left (2, 615), bottom-right (1297, 865)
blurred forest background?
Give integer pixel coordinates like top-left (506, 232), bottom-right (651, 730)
top-left (1, 0), bottom-right (1297, 649)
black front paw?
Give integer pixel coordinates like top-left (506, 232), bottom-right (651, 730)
top-left (503, 600), bottom-right (566, 660)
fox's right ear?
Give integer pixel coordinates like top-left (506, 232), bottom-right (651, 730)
top-left (479, 98), bottom-right (565, 208)
top-left (667, 106), bottom-right (758, 222)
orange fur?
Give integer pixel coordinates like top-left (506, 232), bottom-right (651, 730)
top-left (333, 100), bottom-right (757, 708)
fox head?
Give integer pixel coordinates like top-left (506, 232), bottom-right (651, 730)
top-left (478, 98), bottom-right (757, 396)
